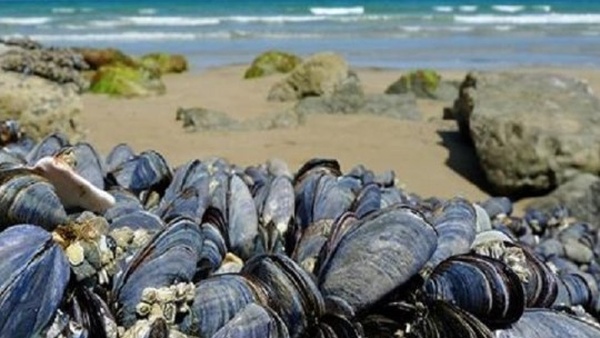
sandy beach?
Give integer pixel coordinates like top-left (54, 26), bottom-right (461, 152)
top-left (82, 64), bottom-right (600, 207)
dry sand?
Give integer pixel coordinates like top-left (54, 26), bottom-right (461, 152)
top-left (81, 65), bottom-right (600, 208)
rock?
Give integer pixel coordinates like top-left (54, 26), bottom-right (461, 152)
top-left (563, 238), bottom-right (594, 264)
top-left (448, 73), bottom-right (477, 138)
top-left (0, 37), bottom-right (43, 50)
top-left (89, 65), bottom-right (165, 97)
top-left (536, 238), bottom-right (565, 258)
top-left (294, 93), bottom-right (420, 120)
top-left (526, 174), bottom-right (600, 229)
top-left (176, 107), bottom-right (239, 131)
top-left (452, 72), bottom-right (600, 195)
top-left (244, 110), bottom-right (305, 130)
top-left (244, 50), bottom-right (302, 79)
top-left (385, 69), bottom-right (458, 101)
top-left (73, 47), bottom-right (137, 70)
top-left (293, 72), bottom-right (421, 120)
top-left (176, 107), bottom-right (304, 132)
top-left (0, 71), bottom-right (84, 142)
top-left (140, 53), bottom-right (188, 74)
top-left (267, 52), bottom-right (352, 102)
top-left (0, 40), bottom-right (89, 93)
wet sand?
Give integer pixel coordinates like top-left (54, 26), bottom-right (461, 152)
top-left (82, 65), bottom-right (600, 207)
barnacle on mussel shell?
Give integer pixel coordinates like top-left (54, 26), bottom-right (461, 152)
top-left (52, 212), bottom-right (118, 284)
top-left (111, 217), bottom-right (203, 328)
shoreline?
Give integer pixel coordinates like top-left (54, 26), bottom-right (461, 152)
top-left (188, 61), bottom-right (600, 77)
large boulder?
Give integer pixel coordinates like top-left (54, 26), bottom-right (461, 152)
top-left (267, 52), bottom-right (352, 101)
top-left (244, 50), bottom-right (302, 79)
top-left (140, 53), bottom-right (188, 74)
top-left (453, 72), bottom-right (600, 195)
top-left (385, 69), bottom-right (458, 101)
top-left (526, 174), bottom-right (600, 229)
top-left (89, 65), bottom-right (165, 97)
top-left (0, 71), bottom-right (84, 142)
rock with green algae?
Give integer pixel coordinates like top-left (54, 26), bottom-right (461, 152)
top-left (89, 65), bottom-right (165, 97)
top-left (385, 69), bottom-right (458, 101)
top-left (244, 50), bottom-right (302, 79)
top-left (140, 53), bottom-right (188, 74)
top-left (267, 52), bottom-right (352, 102)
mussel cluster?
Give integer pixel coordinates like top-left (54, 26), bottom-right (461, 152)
top-left (1, 120), bottom-right (600, 338)
top-left (0, 38), bottom-right (89, 92)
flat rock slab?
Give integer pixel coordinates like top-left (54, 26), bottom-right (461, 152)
top-left (294, 93), bottom-right (421, 120)
top-left (176, 107), bottom-right (304, 132)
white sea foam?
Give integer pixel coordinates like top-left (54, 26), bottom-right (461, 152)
top-left (89, 20), bottom-right (125, 28)
top-left (533, 5), bottom-right (552, 12)
top-left (122, 16), bottom-right (220, 26)
top-left (494, 25), bottom-right (515, 31)
top-left (492, 5), bottom-right (525, 13)
top-left (229, 30), bottom-right (338, 39)
top-left (62, 24), bottom-right (88, 30)
top-left (24, 32), bottom-right (197, 42)
top-left (253, 32), bottom-right (325, 39)
top-left (336, 14), bottom-right (394, 22)
top-left (401, 26), bottom-right (423, 32)
top-left (76, 14), bottom-right (359, 29)
top-left (51, 7), bottom-right (76, 14)
top-left (138, 8), bottom-right (157, 15)
top-left (459, 5), bottom-right (478, 12)
top-left (448, 25), bottom-right (473, 32)
top-left (0, 17), bottom-right (52, 25)
top-left (309, 6), bottom-right (364, 16)
top-left (434, 6), bottom-right (454, 13)
top-left (581, 30), bottom-right (600, 36)
top-left (455, 14), bottom-right (600, 24)
top-left (13, 30), bottom-right (328, 42)
top-left (225, 15), bottom-right (325, 23)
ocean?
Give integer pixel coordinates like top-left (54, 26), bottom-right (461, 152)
top-left (1, 0), bottom-right (600, 70)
